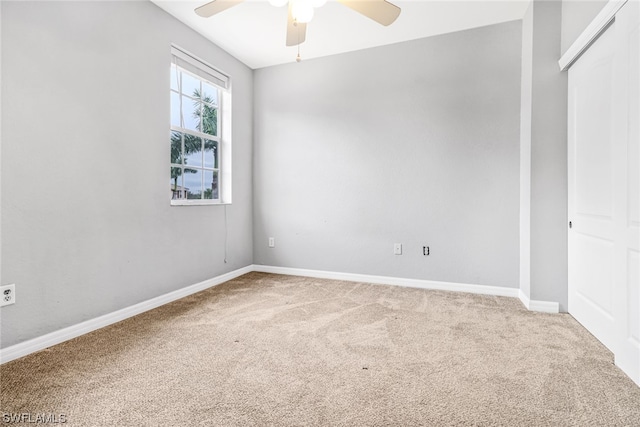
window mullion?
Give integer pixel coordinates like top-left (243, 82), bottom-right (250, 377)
top-left (201, 139), bottom-right (205, 200)
top-left (170, 126), bottom-right (219, 142)
top-left (217, 88), bottom-right (221, 201)
top-left (201, 90), bottom-right (205, 199)
top-left (181, 133), bottom-right (185, 197)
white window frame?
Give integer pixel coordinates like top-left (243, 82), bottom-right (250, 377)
top-left (170, 45), bottom-right (232, 206)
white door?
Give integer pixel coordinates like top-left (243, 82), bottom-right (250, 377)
top-left (568, 0), bottom-right (639, 385)
top-left (568, 17), bottom-right (618, 352)
top-left (612, 0), bottom-right (640, 384)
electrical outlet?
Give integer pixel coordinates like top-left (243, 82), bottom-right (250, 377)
top-left (423, 246), bottom-right (430, 256)
top-left (394, 243), bottom-right (402, 255)
top-left (268, 237), bottom-right (275, 248)
top-left (0, 284), bottom-right (16, 307)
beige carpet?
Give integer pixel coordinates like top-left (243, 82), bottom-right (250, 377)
top-left (1, 272), bottom-right (639, 426)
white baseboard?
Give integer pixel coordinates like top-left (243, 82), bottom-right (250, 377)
top-left (254, 265), bottom-right (560, 313)
top-left (253, 264), bottom-right (521, 297)
top-left (0, 265), bottom-right (253, 365)
top-left (518, 290), bottom-right (560, 314)
top-left (1, 264), bottom-right (560, 364)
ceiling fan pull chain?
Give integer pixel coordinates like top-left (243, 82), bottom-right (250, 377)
top-left (296, 19), bottom-right (302, 62)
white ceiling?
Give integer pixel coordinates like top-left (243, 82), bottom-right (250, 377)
top-left (152, 0), bottom-right (531, 69)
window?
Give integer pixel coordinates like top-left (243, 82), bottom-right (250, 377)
top-left (170, 46), bottom-right (231, 205)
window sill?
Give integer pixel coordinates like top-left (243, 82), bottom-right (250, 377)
top-left (170, 200), bottom-right (230, 206)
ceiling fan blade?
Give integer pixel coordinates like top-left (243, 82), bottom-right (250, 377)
top-left (285, 3), bottom-right (307, 47)
top-left (337, 0), bottom-right (401, 26)
top-left (195, 0), bottom-right (245, 18)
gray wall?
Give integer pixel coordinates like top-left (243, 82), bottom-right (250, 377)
top-left (561, 0), bottom-right (608, 55)
top-left (521, 0), bottom-right (568, 310)
top-left (0, 1), bottom-right (253, 348)
top-left (519, 2), bottom-right (534, 300)
top-left (0, 4), bottom-right (3, 291)
top-left (253, 21), bottom-right (522, 288)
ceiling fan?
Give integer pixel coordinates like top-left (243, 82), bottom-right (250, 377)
top-left (194, 0), bottom-right (401, 48)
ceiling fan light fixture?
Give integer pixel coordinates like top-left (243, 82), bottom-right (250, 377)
top-left (268, 0), bottom-right (288, 7)
top-left (194, 0), bottom-right (402, 61)
top-left (291, 0), bottom-right (314, 23)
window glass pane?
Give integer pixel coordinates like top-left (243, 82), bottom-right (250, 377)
top-left (204, 170), bottom-right (214, 200)
top-left (204, 139), bottom-right (218, 169)
top-left (183, 134), bottom-right (200, 160)
top-left (213, 170), bottom-right (219, 199)
top-left (170, 64), bottom-right (178, 92)
top-left (204, 170), bottom-right (219, 200)
top-left (170, 167), bottom-right (184, 199)
top-left (170, 92), bottom-right (180, 128)
top-left (182, 72), bottom-right (200, 99)
top-left (181, 97), bottom-right (201, 132)
top-left (202, 105), bottom-right (217, 136)
top-left (170, 131), bottom-right (183, 165)
top-left (202, 83), bottom-right (218, 106)
top-left (185, 136), bottom-right (203, 168)
top-left (184, 168), bottom-right (202, 199)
